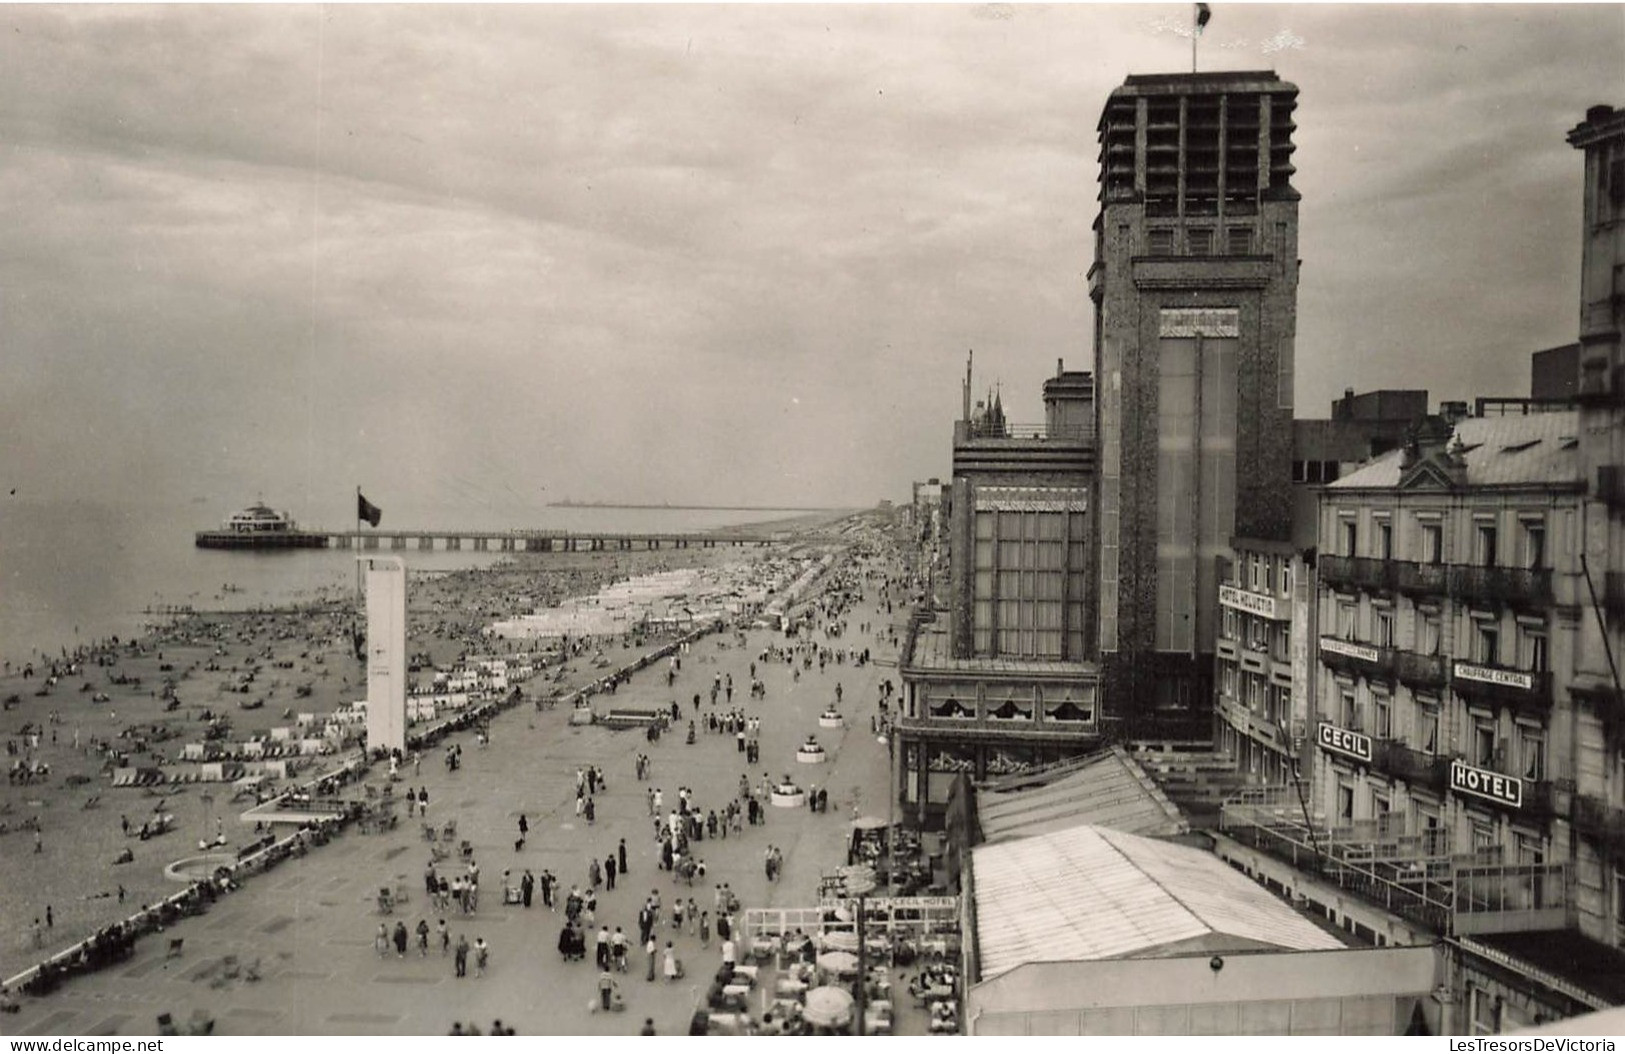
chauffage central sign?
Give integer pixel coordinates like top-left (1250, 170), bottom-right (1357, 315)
top-left (1317, 721), bottom-right (1373, 764)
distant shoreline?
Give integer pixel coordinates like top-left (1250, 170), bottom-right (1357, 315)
top-left (548, 501), bottom-right (853, 513)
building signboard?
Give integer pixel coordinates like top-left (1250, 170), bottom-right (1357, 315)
top-left (1450, 760), bottom-right (1524, 809)
top-left (1453, 662), bottom-right (1535, 692)
top-left (1158, 308), bottom-right (1241, 338)
top-left (1317, 721), bottom-right (1373, 764)
top-left (1320, 636), bottom-right (1380, 664)
top-left (1220, 584), bottom-right (1281, 620)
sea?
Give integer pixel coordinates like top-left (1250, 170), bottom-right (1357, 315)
top-left (0, 499), bottom-right (827, 665)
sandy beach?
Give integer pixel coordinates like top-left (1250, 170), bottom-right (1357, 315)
top-left (0, 532), bottom-right (833, 984)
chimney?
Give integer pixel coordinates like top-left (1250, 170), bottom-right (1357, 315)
top-left (1057, 358), bottom-right (1064, 378)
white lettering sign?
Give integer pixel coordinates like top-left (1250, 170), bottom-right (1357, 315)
top-left (1450, 760), bottom-right (1524, 808)
top-left (1220, 585), bottom-right (1281, 620)
top-left (1453, 662), bottom-right (1535, 692)
top-left (1321, 636), bottom-right (1380, 664)
top-left (1317, 722), bottom-right (1372, 763)
top-left (1159, 308), bottom-right (1241, 338)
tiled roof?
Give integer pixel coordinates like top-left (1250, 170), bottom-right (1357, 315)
top-left (971, 824), bottom-right (1344, 979)
top-left (1329, 412), bottom-right (1580, 490)
top-left (976, 747), bottom-right (1186, 843)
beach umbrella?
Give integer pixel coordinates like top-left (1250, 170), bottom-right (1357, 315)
top-left (817, 950), bottom-right (861, 977)
top-left (851, 816), bottom-right (888, 831)
top-left (802, 986), bottom-right (854, 1028)
top-left (821, 930), bottom-right (860, 952)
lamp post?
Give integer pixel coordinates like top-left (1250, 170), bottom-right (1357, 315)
top-left (846, 871), bottom-right (876, 1036)
top-left (878, 721), bottom-right (896, 896)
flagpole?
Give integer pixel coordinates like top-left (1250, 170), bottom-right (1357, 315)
top-left (355, 486), bottom-right (363, 603)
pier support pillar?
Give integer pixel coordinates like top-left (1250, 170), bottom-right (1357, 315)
top-left (448, 538), bottom-right (461, 551)
top-left (391, 536), bottom-right (406, 550)
top-left (418, 537), bottom-right (434, 550)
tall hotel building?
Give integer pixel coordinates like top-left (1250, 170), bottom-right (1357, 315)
top-left (1089, 72), bottom-right (1301, 736)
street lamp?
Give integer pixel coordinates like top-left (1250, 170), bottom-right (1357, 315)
top-left (877, 722), bottom-right (895, 896)
top-left (846, 870), bottom-right (877, 1037)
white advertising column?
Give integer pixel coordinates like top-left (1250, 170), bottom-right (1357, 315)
top-left (362, 556), bottom-right (407, 756)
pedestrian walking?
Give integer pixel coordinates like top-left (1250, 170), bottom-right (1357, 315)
top-left (645, 936), bottom-right (658, 982)
top-left (393, 920), bottom-right (408, 958)
top-left (605, 853), bottom-right (618, 890)
top-left (475, 937), bottom-right (489, 978)
top-left (454, 934), bottom-right (469, 978)
top-left (438, 917), bottom-right (450, 955)
top-left (416, 918), bottom-right (430, 956)
top-left (375, 922), bottom-right (389, 958)
top-left (618, 837), bottom-right (629, 877)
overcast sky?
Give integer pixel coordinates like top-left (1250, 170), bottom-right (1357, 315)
top-left (1, 4), bottom-right (1619, 521)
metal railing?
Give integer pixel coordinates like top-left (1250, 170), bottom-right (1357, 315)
top-left (1219, 787), bottom-right (1572, 938)
top-left (1319, 555), bottom-right (1397, 595)
top-left (962, 421), bottom-right (1093, 442)
top-left (1393, 650), bottom-right (1447, 691)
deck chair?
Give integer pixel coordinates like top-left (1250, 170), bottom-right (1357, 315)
top-left (166, 938), bottom-right (184, 959)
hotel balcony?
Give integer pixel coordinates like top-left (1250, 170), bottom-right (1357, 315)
top-left (1451, 662), bottom-right (1553, 719)
top-left (1318, 636), bottom-right (1396, 683)
top-left (1371, 740), bottom-right (1451, 795)
top-left (1383, 560), bottom-right (1553, 608)
top-left (1219, 785), bottom-right (1575, 937)
top-left (1393, 650), bottom-right (1448, 692)
top-left (1217, 694), bottom-right (1292, 756)
top-left (1606, 571), bottom-right (1625, 620)
top-left (1319, 554), bottom-right (1396, 595)
top-left (1598, 465), bottom-right (1625, 518)
top-left (1451, 565), bottom-right (1553, 610)
top-left (1394, 560), bottom-right (1451, 600)
top-left (1573, 794), bottom-right (1625, 850)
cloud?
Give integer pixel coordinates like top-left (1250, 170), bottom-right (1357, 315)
top-left (0, 4), bottom-right (1617, 513)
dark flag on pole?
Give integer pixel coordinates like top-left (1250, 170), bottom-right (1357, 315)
top-left (357, 492), bottom-right (382, 528)
top-left (1195, 3), bottom-right (1212, 35)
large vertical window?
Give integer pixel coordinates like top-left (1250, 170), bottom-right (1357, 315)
top-left (971, 492), bottom-right (1089, 661)
top-left (1521, 518), bottom-right (1546, 570)
top-left (1476, 520), bottom-right (1499, 568)
top-left (1519, 724), bottom-right (1545, 781)
top-left (1419, 612), bottom-right (1442, 656)
top-left (1419, 520), bottom-right (1443, 565)
top-left (973, 512), bottom-right (995, 655)
top-left (1475, 619), bottom-right (1501, 666)
top-left (1156, 308), bottom-right (1237, 654)
top-left (1417, 702), bottom-right (1440, 754)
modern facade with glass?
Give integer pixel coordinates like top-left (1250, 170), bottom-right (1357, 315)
top-left (1089, 71), bottom-right (1300, 736)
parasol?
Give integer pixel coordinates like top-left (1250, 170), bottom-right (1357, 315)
top-left (817, 950), bottom-right (861, 977)
top-left (820, 930), bottom-right (860, 952)
top-left (802, 985), bottom-right (855, 1028)
top-left (851, 816), bottom-right (889, 831)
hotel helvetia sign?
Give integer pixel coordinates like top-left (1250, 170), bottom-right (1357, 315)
top-left (1317, 721), bottom-right (1372, 764)
top-left (1220, 585), bottom-right (1281, 620)
top-left (1450, 759), bottom-right (1524, 809)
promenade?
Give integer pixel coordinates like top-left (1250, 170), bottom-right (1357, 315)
top-left (3, 559), bottom-right (910, 1037)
